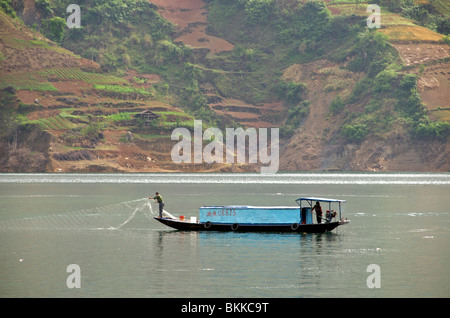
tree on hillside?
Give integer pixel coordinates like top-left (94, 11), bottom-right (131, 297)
top-left (372, 0), bottom-right (414, 13)
top-left (42, 17), bottom-right (66, 44)
top-left (0, 0), bottom-right (17, 18)
top-left (291, 0), bottom-right (331, 40)
top-left (243, 0), bottom-right (275, 25)
top-left (349, 29), bottom-right (393, 77)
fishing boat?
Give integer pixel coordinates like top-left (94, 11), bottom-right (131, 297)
top-left (154, 197), bottom-right (349, 233)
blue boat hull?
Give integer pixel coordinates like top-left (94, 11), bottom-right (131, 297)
top-left (154, 217), bottom-right (348, 233)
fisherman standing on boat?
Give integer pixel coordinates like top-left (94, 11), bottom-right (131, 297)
top-left (311, 201), bottom-right (322, 224)
top-left (149, 192), bottom-right (164, 218)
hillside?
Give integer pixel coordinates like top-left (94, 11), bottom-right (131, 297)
top-left (1, 0), bottom-right (449, 172)
top-left (0, 3), bottom-right (237, 172)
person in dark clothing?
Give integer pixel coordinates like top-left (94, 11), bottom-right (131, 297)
top-left (311, 201), bottom-right (322, 224)
top-left (149, 192), bottom-right (164, 218)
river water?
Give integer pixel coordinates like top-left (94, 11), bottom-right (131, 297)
top-left (0, 173), bottom-right (449, 298)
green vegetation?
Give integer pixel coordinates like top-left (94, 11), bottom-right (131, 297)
top-left (41, 16), bottom-right (66, 44)
top-left (39, 68), bottom-right (125, 85)
top-left (242, 0), bottom-right (275, 25)
top-left (206, 0), bottom-right (448, 141)
top-left (28, 115), bottom-right (76, 130)
top-left (207, 0), bottom-right (343, 105)
top-left (49, 0), bottom-right (177, 73)
top-left (0, 88), bottom-right (18, 138)
top-left (348, 30), bottom-right (395, 77)
top-left (342, 54), bottom-right (449, 142)
top-left (0, 0), bottom-right (16, 19)
top-left (372, 0), bottom-right (450, 34)
top-left (276, 81), bottom-right (308, 105)
top-left (342, 123), bottom-right (369, 142)
top-left (0, 72), bottom-right (58, 91)
top-left (414, 119), bottom-right (450, 139)
top-left (35, 0), bottom-right (54, 18)
top-left (329, 95), bottom-right (346, 115)
top-left (281, 101), bottom-right (310, 137)
top-left (2, 67), bottom-right (125, 93)
top-left (93, 84), bottom-right (153, 96)
top-left (1, 0), bottom-right (448, 173)
top-left (107, 112), bottom-right (132, 122)
top-left (81, 122), bottom-right (104, 140)
top-left (28, 0), bottom-right (218, 125)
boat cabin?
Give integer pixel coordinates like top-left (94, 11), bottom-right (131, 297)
top-left (296, 197), bottom-right (345, 224)
top-left (199, 197), bottom-right (345, 225)
top-left (199, 205), bottom-right (300, 225)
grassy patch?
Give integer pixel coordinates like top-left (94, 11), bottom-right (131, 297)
top-left (154, 111), bottom-right (194, 119)
top-left (430, 109), bottom-right (450, 122)
top-left (107, 112), bottom-right (132, 122)
top-left (27, 115), bottom-right (76, 130)
top-left (39, 68), bottom-right (125, 85)
top-left (0, 71), bottom-right (58, 91)
top-left (93, 84), bottom-right (153, 96)
top-left (326, 3), bottom-right (370, 16)
top-left (428, 0), bottom-right (450, 15)
top-left (379, 25), bottom-right (445, 42)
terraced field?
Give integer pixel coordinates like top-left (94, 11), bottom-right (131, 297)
top-left (324, 0), bottom-right (447, 42)
top-left (1, 1), bottom-right (448, 172)
top-left (0, 71), bottom-right (58, 91)
top-left (28, 114), bottom-right (77, 130)
top-left (39, 68), bottom-right (126, 85)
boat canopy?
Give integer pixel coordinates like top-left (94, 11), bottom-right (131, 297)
top-left (296, 197), bottom-right (345, 220)
top-left (295, 197), bottom-right (346, 204)
top-left (201, 205), bottom-right (298, 209)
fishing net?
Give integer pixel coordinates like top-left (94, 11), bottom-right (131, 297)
top-left (0, 198), bottom-right (162, 231)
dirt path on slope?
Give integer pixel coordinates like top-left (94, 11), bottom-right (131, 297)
top-left (150, 0), bottom-right (234, 53)
top-left (149, 0), bottom-right (285, 128)
top-left (392, 43), bottom-right (450, 110)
